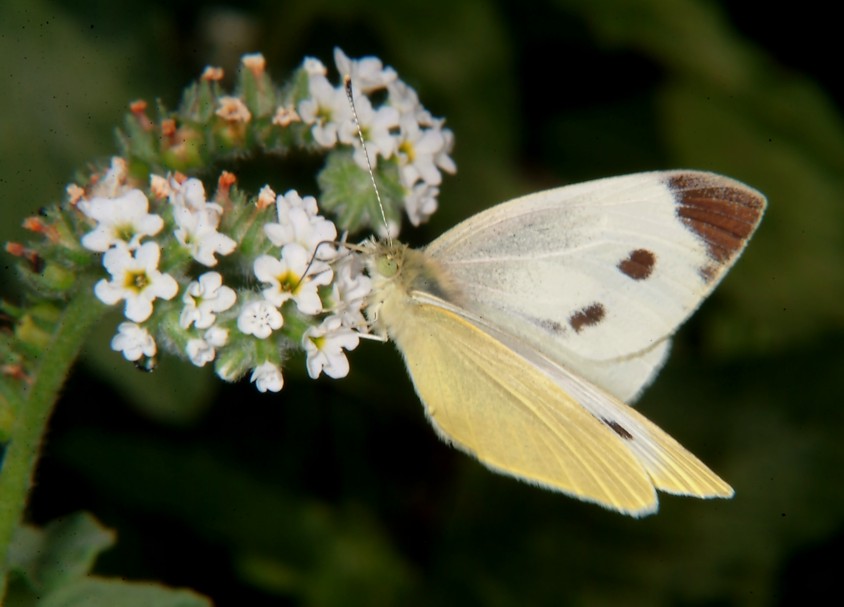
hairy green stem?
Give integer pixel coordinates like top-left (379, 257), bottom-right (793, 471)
top-left (0, 284), bottom-right (105, 599)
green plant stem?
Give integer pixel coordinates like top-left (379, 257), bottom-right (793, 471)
top-left (0, 284), bottom-right (105, 599)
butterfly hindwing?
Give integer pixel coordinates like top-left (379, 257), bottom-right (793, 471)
top-left (465, 311), bottom-right (735, 499)
top-left (394, 298), bottom-right (661, 516)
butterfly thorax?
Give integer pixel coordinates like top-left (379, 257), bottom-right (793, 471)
top-left (363, 241), bottom-right (462, 342)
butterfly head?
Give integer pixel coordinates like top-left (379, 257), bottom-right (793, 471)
top-left (360, 241), bottom-right (408, 336)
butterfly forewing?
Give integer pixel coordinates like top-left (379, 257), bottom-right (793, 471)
top-left (423, 171), bottom-right (765, 402)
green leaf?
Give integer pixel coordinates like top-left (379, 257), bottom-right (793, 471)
top-left (5, 515), bottom-right (211, 607)
top-left (39, 577), bottom-right (211, 607)
top-left (56, 427), bottom-right (416, 605)
top-left (7, 513), bottom-right (114, 594)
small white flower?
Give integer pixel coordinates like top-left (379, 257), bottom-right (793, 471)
top-left (329, 253), bottom-right (372, 328)
top-left (251, 361), bottom-right (284, 393)
top-left (254, 244), bottom-right (333, 314)
top-left (186, 328), bottom-right (228, 367)
top-left (278, 189), bottom-right (318, 216)
top-left (387, 81), bottom-right (456, 186)
top-left (168, 177), bottom-right (208, 212)
top-left (94, 242), bottom-right (179, 322)
top-left (111, 322), bottom-right (156, 361)
top-left (204, 325), bottom-right (229, 347)
top-left (173, 208), bottom-right (237, 267)
top-left (303, 315), bottom-right (360, 379)
top-left (303, 57), bottom-right (327, 77)
top-left (89, 157), bottom-right (130, 199)
top-left (180, 272), bottom-right (237, 329)
top-left (237, 300), bottom-right (283, 338)
top-left (79, 189), bottom-right (164, 252)
top-left (333, 48), bottom-right (397, 93)
top-left (387, 80), bottom-right (423, 119)
top-left (264, 190), bottom-right (337, 253)
top-left (337, 94), bottom-right (400, 169)
top-left (298, 75), bottom-right (352, 148)
top-left (387, 80), bottom-right (441, 127)
top-left (170, 182), bottom-right (237, 268)
top-left (397, 118), bottom-right (447, 187)
top-left (187, 338), bottom-right (215, 367)
top-left (435, 126), bottom-right (457, 176)
top-left (405, 182), bottom-right (440, 227)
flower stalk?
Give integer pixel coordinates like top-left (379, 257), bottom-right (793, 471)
top-left (0, 282), bottom-right (105, 596)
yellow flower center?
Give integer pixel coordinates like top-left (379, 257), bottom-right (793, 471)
top-left (115, 224), bottom-right (136, 242)
top-left (125, 270), bottom-right (150, 293)
top-left (277, 271), bottom-right (302, 294)
top-left (399, 140), bottom-right (415, 162)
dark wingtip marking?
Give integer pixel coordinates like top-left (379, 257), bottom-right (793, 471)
top-left (699, 263), bottom-right (719, 283)
top-left (668, 173), bottom-right (766, 267)
top-left (618, 248), bottom-right (656, 280)
top-left (602, 418), bottom-right (633, 440)
top-left (569, 303), bottom-right (605, 333)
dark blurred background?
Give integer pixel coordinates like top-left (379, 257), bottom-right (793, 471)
top-left (2, 0), bottom-right (843, 605)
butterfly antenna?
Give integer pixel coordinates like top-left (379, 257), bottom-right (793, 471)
top-left (344, 75), bottom-right (393, 247)
top-left (294, 240), bottom-right (338, 292)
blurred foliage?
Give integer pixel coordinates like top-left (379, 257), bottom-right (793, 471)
top-left (5, 512), bottom-right (211, 606)
top-left (1, 0), bottom-right (842, 605)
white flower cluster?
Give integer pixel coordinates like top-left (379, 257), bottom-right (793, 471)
top-left (77, 159), bottom-right (174, 365)
top-left (78, 162), bottom-right (238, 368)
top-left (76, 162), bottom-right (370, 393)
top-left (243, 190), bottom-right (371, 390)
top-left (67, 51), bottom-right (452, 396)
top-left (299, 48), bottom-right (457, 227)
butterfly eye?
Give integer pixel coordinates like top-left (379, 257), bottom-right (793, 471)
top-left (376, 255), bottom-right (399, 277)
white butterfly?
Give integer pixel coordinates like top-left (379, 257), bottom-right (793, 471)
top-left (363, 170), bottom-right (765, 517)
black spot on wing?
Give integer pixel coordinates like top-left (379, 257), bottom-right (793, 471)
top-left (618, 248), bottom-right (656, 280)
top-left (569, 303), bottom-right (605, 333)
top-left (602, 418), bottom-right (633, 440)
top-left (539, 318), bottom-right (564, 333)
